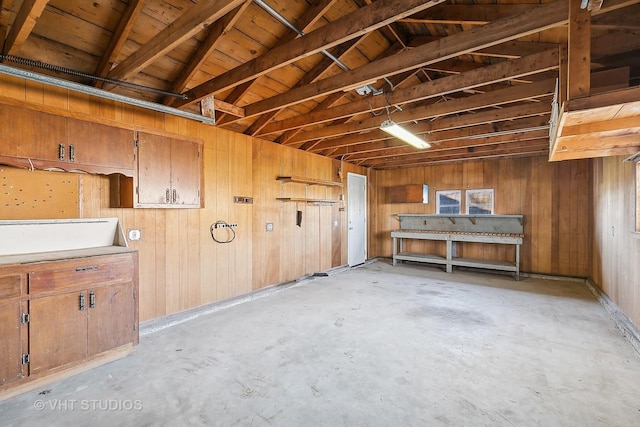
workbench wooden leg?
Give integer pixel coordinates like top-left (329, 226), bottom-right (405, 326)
top-left (446, 239), bottom-right (453, 273)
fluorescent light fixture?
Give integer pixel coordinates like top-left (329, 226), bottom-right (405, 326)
top-left (380, 119), bottom-right (431, 149)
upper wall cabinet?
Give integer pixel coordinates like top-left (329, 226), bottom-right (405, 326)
top-left (110, 132), bottom-right (203, 209)
top-left (0, 104), bottom-right (135, 176)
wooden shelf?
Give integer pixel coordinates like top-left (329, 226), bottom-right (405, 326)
top-left (276, 176), bottom-right (343, 187)
top-left (276, 197), bottom-right (337, 205)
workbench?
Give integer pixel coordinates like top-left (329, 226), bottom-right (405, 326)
top-left (391, 214), bottom-right (524, 280)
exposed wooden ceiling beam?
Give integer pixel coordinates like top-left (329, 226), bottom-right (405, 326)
top-left (343, 130), bottom-right (550, 162)
top-left (316, 116), bottom-right (550, 154)
top-left (257, 48), bottom-right (559, 137)
top-left (215, 0), bottom-right (339, 124)
top-left (2, 0), bottom-right (49, 56)
top-left (241, 0), bottom-right (569, 120)
top-left (286, 78), bottom-right (555, 144)
top-left (364, 140), bottom-right (550, 168)
top-left (568, 0), bottom-right (591, 99)
top-left (107, 0), bottom-right (246, 82)
top-left (94, 0), bottom-right (146, 83)
top-left (173, 0), bottom-right (442, 107)
top-left (167, 1), bottom-right (251, 98)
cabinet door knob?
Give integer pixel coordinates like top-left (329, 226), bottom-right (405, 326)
top-left (58, 143), bottom-right (65, 161)
top-left (89, 290), bottom-right (95, 309)
top-left (79, 293), bottom-right (85, 311)
top-left (165, 188), bottom-right (170, 203)
top-left (172, 189), bottom-right (177, 203)
top-left (69, 144), bottom-right (75, 162)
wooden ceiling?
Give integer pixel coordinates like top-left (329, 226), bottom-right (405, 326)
top-left (1, 0), bottom-right (638, 169)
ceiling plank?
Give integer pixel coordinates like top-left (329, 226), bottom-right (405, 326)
top-left (258, 48), bottom-right (560, 137)
top-left (286, 79), bottom-right (555, 144)
top-left (167, 1), bottom-right (251, 98)
top-left (215, 0), bottom-right (340, 124)
top-left (107, 0), bottom-right (246, 82)
top-left (2, 0), bottom-right (49, 56)
top-left (241, 0), bottom-right (569, 119)
top-left (173, 0), bottom-right (442, 107)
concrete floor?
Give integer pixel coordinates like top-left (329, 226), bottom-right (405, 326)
top-left (2, 260), bottom-right (640, 426)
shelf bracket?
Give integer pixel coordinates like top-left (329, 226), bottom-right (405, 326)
top-left (448, 217), bottom-right (456, 225)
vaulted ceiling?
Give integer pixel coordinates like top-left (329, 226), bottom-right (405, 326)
top-left (1, 0), bottom-right (638, 169)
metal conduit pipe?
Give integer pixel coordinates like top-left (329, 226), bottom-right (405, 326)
top-left (253, 0), bottom-right (390, 94)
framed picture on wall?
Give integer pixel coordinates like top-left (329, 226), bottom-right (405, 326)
top-left (466, 189), bottom-right (494, 215)
top-left (436, 190), bottom-right (461, 214)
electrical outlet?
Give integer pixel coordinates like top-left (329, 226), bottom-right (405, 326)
top-left (128, 229), bottom-right (141, 241)
top-left (266, 222), bottom-right (274, 231)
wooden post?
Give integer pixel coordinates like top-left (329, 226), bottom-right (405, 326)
top-left (567, 0), bottom-right (591, 99)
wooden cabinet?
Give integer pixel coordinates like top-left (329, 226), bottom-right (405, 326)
top-left (111, 131), bottom-right (203, 208)
top-left (0, 269), bottom-right (27, 387)
top-left (0, 104), bottom-right (136, 176)
top-left (0, 249), bottom-right (138, 398)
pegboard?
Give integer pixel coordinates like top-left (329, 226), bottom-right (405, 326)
top-left (0, 167), bottom-right (79, 219)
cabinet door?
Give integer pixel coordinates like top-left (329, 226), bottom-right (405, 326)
top-left (137, 132), bottom-right (172, 205)
top-left (0, 271), bottom-right (26, 386)
top-left (170, 138), bottom-right (201, 206)
top-left (0, 300), bottom-right (26, 386)
top-left (0, 104), bottom-right (67, 161)
top-left (87, 282), bottom-right (135, 356)
top-left (66, 119), bottom-right (136, 173)
top-left (29, 292), bottom-right (88, 374)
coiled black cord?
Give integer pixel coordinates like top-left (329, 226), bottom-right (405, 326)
top-left (210, 221), bottom-right (236, 244)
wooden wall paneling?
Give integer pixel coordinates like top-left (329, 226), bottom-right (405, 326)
top-left (519, 158), bottom-right (533, 272)
top-left (229, 131), bottom-right (253, 298)
top-left (43, 85), bottom-right (69, 110)
top-left (0, 167), bottom-right (79, 219)
top-left (199, 137), bottom-right (218, 304)
top-left (320, 206), bottom-right (333, 272)
top-left (24, 80), bottom-right (44, 105)
top-left (305, 205), bottom-right (320, 275)
top-left (590, 156), bottom-right (640, 329)
top-left (135, 208), bottom-right (158, 322)
top-left (252, 139), bottom-right (282, 289)
top-left (0, 74), bottom-right (27, 100)
top-left (214, 129), bottom-right (231, 302)
top-left (529, 157), bottom-right (553, 273)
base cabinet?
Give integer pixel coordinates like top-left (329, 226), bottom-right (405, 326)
top-left (0, 250), bottom-right (138, 398)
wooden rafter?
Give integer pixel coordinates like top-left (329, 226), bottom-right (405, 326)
top-left (241, 0), bottom-right (569, 120)
top-left (166, 1), bottom-right (252, 99)
top-left (172, 0), bottom-right (442, 107)
top-left (257, 48), bottom-right (560, 137)
top-left (215, 0), bottom-right (341, 125)
top-left (285, 80), bottom-right (554, 145)
top-left (2, 0), bottom-right (48, 56)
top-left (94, 0), bottom-right (146, 83)
top-left (107, 0), bottom-right (246, 82)
top-left (315, 117), bottom-right (550, 154)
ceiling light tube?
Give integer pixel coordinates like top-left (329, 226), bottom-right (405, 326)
top-left (380, 119), bottom-right (431, 149)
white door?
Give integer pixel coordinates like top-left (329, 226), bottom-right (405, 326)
top-left (347, 172), bottom-right (367, 266)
